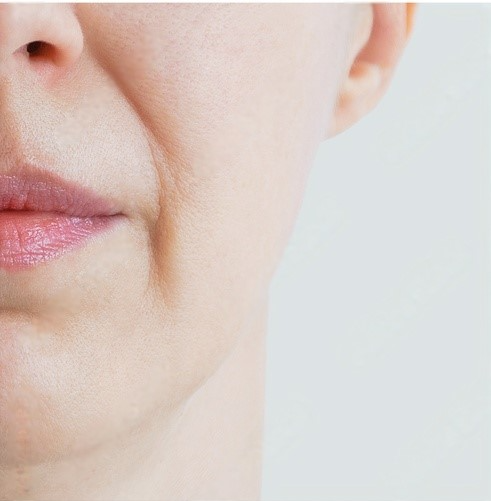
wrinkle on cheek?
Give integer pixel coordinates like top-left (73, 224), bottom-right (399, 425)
top-left (85, 44), bottom-right (179, 312)
top-left (139, 126), bottom-right (184, 313)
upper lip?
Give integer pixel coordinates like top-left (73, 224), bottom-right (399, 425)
top-left (0, 163), bottom-right (121, 217)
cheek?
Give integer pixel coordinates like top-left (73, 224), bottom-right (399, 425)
top-left (139, 8), bottom-right (349, 378)
top-left (80, 4), bottom-right (351, 282)
top-left (85, 4), bottom-right (350, 362)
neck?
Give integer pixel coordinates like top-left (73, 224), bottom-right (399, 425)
top-left (2, 300), bottom-right (268, 501)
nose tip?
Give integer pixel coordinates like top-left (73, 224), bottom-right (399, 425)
top-left (0, 4), bottom-right (83, 74)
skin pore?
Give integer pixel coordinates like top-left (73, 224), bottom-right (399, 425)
top-left (0, 4), bottom-right (412, 500)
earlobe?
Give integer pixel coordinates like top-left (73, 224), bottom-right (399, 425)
top-left (325, 3), bottom-right (416, 139)
top-left (406, 3), bottom-right (417, 37)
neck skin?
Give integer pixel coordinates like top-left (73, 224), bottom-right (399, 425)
top-left (2, 299), bottom-right (268, 501)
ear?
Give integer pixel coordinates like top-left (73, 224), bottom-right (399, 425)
top-left (326, 3), bottom-right (417, 139)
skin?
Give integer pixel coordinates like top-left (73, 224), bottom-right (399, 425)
top-left (0, 4), bottom-right (413, 500)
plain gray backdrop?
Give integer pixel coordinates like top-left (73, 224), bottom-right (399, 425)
top-left (262, 4), bottom-right (490, 500)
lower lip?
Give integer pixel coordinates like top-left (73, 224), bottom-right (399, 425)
top-left (0, 211), bottom-right (120, 270)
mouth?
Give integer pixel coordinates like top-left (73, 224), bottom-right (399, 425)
top-left (0, 168), bottom-right (124, 270)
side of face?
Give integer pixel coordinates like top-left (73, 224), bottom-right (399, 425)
top-left (0, 4), bottom-right (407, 467)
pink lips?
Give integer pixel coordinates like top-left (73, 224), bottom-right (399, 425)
top-left (0, 170), bottom-right (123, 270)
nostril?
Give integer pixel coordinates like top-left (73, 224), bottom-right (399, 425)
top-left (26, 40), bottom-right (44, 56)
top-left (21, 39), bottom-right (71, 76)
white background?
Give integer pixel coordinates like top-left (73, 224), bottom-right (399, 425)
top-left (262, 4), bottom-right (490, 500)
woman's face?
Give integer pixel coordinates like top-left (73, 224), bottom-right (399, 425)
top-left (0, 4), bottom-right (355, 465)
